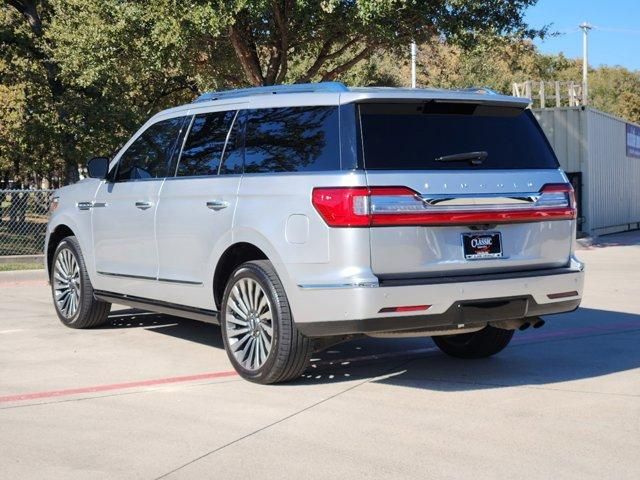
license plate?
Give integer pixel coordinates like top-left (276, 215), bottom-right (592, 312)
top-left (462, 232), bottom-right (503, 260)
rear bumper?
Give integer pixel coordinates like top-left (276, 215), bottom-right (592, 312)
top-left (290, 260), bottom-right (584, 337)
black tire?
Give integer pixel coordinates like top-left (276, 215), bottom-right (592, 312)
top-left (432, 325), bottom-right (514, 359)
top-left (220, 260), bottom-right (312, 384)
top-left (51, 236), bottom-right (111, 328)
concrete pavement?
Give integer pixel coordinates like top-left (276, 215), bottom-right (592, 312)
top-left (1, 232), bottom-right (639, 479)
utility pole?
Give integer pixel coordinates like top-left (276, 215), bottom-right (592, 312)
top-left (410, 41), bottom-right (417, 88)
top-left (579, 22), bottom-right (592, 105)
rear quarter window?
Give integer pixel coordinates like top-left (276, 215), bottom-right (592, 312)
top-left (359, 103), bottom-right (559, 170)
top-left (244, 106), bottom-right (340, 173)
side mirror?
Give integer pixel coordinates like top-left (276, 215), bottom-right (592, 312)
top-left (86, 157), bottom-right (109, 179)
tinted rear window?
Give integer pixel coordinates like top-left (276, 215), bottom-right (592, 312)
top-left (244, 106), bottom-right (340, 173)
top-left (359, 103), bottom-right (558, 170)
top-left (177, 111), bottom-right (237, 177)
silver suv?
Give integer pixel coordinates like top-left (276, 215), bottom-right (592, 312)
top-left (46, 82), bottom-right (584, 383)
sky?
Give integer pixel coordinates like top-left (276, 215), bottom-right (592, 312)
top-left (524, 0), bottom-right (640, 70)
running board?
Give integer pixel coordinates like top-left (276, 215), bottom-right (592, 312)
top-left (93, 290), bottom-right (219, 325)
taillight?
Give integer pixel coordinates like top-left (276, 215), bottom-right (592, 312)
top-left (539, 183), bottom-right (577, 211)
top-left (311, 187), bottom-right (370, 227)
top-left (312, 183), bottom-right (577, 228)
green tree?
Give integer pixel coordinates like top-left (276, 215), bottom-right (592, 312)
top-left (2, 0), bottom-right (544, 184)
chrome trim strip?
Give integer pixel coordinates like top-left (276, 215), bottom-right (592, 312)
top-left (298, 281), bottom-right (379, 290)
top-left (158, 278), bottom-right (203, 286)
top-left (420, 192), bottom-right (539, 201)
top-left (369, 191), bottom-right (569, 215)
top-left (77, 201), bottom-right (107, 210)
top-left (97, 271), bottom-right (156, 281)
top-left (97, 271), bottom-right (203, 286)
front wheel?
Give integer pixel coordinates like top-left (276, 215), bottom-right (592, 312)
top-left (220, 260), bottom-right (312, 384)
top-left (51, 236), bottom-right (111, 328)
top-left (432, 325), bottom-right (514, 359)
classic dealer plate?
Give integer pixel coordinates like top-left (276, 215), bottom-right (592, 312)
top-left (462, 232), bottom-right (503, 260)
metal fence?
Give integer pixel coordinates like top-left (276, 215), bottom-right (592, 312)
top-left (0, 189), bottom-right (54, 256)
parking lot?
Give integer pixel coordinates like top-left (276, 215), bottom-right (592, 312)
top-left (1, 232), bottom-right (639, 480)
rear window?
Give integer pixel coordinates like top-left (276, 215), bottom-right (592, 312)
top-left (359, 103), bottom-right (558, 170)
top-left (244, 106), bottom-right (340, 173)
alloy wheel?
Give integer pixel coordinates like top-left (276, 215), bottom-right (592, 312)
top-left (53, 248), bottom-right (81, 319)
top-left (225, 277), bottom-right (274, 371)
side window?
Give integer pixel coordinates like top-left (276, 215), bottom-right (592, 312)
top-left (244, 106), bottom-right (340, 173)
top-left (115, 117), bottom-right (185, 182)
top-left (177, 110), bottom-right (237, 177)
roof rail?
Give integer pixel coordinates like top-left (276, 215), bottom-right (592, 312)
top-left (194, 82), bottom-right (349, 103)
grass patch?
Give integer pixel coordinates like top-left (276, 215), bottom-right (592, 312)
top-left (0, 263), bottom-right (44, 272)
top-left (0, 222), bottom-right (48, 256)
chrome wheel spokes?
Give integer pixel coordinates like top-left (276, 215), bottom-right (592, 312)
top-left (225, 277), bottom-right (273, 371)
top-left (53, 248), bottom-right (81, 319)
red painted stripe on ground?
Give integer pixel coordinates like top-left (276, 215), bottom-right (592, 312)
top-left (2, 319), bottom-right (638, 405)
top-left (0, 370), bottom-right (238, 404)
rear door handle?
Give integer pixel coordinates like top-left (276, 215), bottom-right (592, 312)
top-left (206, 200), bottom-right (229, 211)
top-left (135, 201), bottom-right (154, 210)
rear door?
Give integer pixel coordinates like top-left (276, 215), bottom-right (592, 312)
top-left (155, 109), bottom-right (243, 309)
top-left (358, 102), bottom-right (576, 280)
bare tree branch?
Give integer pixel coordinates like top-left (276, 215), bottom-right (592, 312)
top-left (273, 0), bottom-right (290, 84)
top-left (228, 22), bottom-right (264, 86)
top-left (323, 37), bottom-right (360, 62)
top-left (320, 45), bottom-right (374, 81)
top-left (6, 0), bottom-right (42, 36)
top-left (296, 36), bottom-right (366, 83)
top-left (296, 39), bottom-right (335, 83)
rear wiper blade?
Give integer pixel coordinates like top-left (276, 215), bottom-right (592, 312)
top-left (434, 151), bottom-right (488, 165)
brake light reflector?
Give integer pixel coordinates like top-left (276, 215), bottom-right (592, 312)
top-left (312, 183), bottom-right (577, 228)
top-left (378, 305), bottom-right (431, 313)
top-left (547, 291), bottom-right (579, 299)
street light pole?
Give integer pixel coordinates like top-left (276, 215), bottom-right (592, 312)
top-left (411, 41), bottom-right (417, 88)
top-left (579, 22), bottom-right (592, 105)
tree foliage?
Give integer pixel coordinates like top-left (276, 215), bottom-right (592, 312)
top-left (362, 34), bottom-right (640, 124)
top-left (2, 0), bottom-right (640, 186)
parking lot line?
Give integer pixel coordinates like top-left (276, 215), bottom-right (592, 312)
top-left (0, 370), bottom-right (238, 404)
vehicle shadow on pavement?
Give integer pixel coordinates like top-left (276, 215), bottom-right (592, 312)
top-left (98, 308), bottom-right (224, 349)
top-left (589, 230), bottom-right (640, 248)
top-left (294, 307), bottom-right (640, 391)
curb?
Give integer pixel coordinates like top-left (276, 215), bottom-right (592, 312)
top-left (0, 254), bottom-right (44, 265)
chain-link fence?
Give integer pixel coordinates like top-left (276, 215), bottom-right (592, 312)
top-left (0, 189), bottom-right (54, 256)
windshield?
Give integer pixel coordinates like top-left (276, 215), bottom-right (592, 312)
top-left (359, 102), bottom-right (559, 170)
